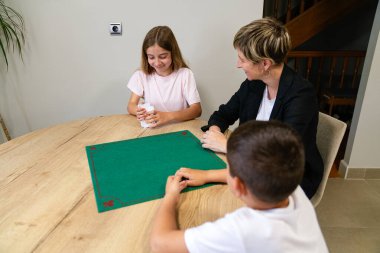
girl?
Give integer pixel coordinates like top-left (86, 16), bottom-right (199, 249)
top-left (127, 26), bottom-right (202, 127)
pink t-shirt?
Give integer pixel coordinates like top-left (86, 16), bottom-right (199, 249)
top-left (127, 68), bottom-right (201, 112)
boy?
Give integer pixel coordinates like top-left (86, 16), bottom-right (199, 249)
top-left (150, 120), bottom-right (328, 253)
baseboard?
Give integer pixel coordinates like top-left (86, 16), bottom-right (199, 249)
top-left (339, 161), bottom-right (380, 179)
top-left (338, 160), bottom-right (349, 178)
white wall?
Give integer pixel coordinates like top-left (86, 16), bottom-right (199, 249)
top-left (341, 1), bottom-right (380, 170)
top-left (0, 0), bottom-right (262, 138)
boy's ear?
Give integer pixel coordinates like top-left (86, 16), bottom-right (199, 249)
top-left (231, 176), bottom-right (248, 197)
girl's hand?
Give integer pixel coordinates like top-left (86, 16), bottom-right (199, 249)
top-left (145, 111), bottom-right (171, 128)
top-left (136, 107), bottom-right (147, 121)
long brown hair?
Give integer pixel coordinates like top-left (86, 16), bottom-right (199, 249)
top-left (141, 26), bottom-right (188, 74)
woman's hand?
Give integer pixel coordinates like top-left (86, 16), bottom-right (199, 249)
top-left (201, 129), bottom-right (227, 154)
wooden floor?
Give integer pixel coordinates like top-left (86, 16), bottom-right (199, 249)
top-left (316, 178), bottom-right (380, 253)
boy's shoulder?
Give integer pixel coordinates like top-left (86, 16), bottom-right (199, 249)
top-left (185, 187), bottom-right (327, 252)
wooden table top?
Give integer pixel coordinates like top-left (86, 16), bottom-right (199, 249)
top-left (0, 115), bottom-right (243, 253)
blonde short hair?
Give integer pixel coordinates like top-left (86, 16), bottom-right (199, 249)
top-left (233, 17), bottom-right (291, 65)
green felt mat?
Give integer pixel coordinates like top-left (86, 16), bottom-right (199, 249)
top-left (86, 130), bottom-right (226, 212)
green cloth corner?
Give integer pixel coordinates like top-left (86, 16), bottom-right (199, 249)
top-left (86, 130), bottom-right (226, 213)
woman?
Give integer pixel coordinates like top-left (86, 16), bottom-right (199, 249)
top-left (176, 17), bottom-right (323, 199)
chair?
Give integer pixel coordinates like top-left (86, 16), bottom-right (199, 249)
top-left (311, 112), bottom-right (347, 207)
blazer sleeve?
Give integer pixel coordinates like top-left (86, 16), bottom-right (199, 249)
top-left (207, 86), bottom-right (244, 133)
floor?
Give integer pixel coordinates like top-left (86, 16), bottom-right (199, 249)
top-left (315, 178), bottom-right (380, 253)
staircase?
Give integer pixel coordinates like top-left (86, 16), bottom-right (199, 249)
top-left (264, 0), bottom-right (375, 117)
top-left (285, 50), bottom-right (366, 115)
top-left (264, 0), bottom-right (376, 177)
top-left (264, 0), bottom-right (372, 48)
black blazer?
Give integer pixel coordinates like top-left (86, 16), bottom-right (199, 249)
top-left (207, 64), bottom-right (323, 198)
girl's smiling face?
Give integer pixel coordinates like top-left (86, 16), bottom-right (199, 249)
top-left (146, 44), bottom-right (173, 76)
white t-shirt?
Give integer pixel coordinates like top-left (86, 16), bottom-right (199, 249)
top-left (127, 68), bottom-right (201, 112)
top-left (184, 186), bottom-right (328, 253)
top-left (256, 85), bottom-right (276, 121)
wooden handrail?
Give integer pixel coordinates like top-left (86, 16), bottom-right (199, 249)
top-left (285, 50), bottom-right (366, 99)
top-left (287, 0), bottom-right (369, 48)
top-left (264, 0), bottom-right (370, 48)
top-left (287, 51), bottom-right (366, 57)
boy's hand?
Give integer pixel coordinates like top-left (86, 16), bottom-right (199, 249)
top-left (165, 175), bottom-right (187, 200)
top-left (175, 168), bottom-right (208, 186)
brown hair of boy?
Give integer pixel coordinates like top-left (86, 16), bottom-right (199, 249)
top-left (227, 120), bottom-right (305, 203)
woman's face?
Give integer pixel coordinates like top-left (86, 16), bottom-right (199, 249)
top-left (236, 49), bottom-right (262, 81)
top-left (146, 44), bottom-right (173, 76)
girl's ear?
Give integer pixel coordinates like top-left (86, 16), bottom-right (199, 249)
top-left (231, 176), bottom-right (248, 198)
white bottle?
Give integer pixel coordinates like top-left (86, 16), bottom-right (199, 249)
top-left (138, 103), bottom-right (155, 128)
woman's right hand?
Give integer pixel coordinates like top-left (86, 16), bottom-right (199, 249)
top-left (201, 129), bottom-right (227, 154)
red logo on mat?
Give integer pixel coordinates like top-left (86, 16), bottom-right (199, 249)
top-left (103, 200), bottom-right (114, 207)
top-left (182, 131), bottom-right (187, 135)
top-left (90, 146), bottom-right (96, 150)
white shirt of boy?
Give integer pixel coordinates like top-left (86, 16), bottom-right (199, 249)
top-left (184, 186), bottom-right (328, 253)
top-left (127, 68), bottom-right (201, 112)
